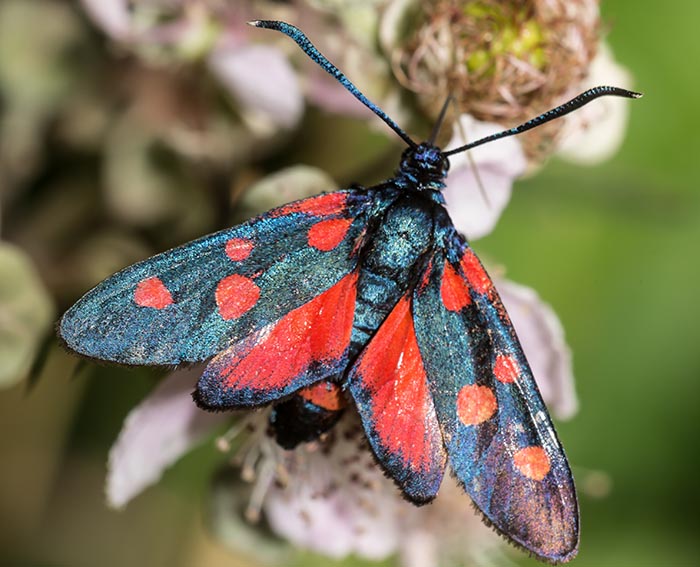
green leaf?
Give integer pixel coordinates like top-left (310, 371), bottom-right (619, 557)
top-left (0, 243), bottom-right (55, 388)
top-left (233, 166), bottom-right (337, 223)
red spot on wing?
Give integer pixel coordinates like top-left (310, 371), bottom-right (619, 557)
top-left (456, 384), bottom-right (497, 426)
top-left (134, 277), bottom-right (173, 309)
top-left (307, 218), bottom-right (353, 251)
top-left (440, 260), bottom-right (472, 311)
top-left (513, 446), bottom-right (551, 481)
top-left (460, 248), bottom-right (492, 295)
top-left (216, 272), bottom-right (357, 391)
top-left (494, 354), bottom-right (520, 383)
top-left (271, 192), bottom-right (348, 218)
top-left (225, 238), bottom-right (254, 261)
top-left (299, 381), bottom-right (346, 411)
top-left (417, 259), bottom-right (433, 293)
top-left (216, 275), bottom-right (260, 320)
top-left (354, 297), bottom-right (444, 473)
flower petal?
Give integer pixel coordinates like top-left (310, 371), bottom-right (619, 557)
top-left (106, 367), bottom-right (227, 508)
top-left (209, 43), bottom-right (304, 130)
top-left (557, 43), bottom-right (635, 165)
top-left (217, 407), bottom-right (501, 565)
top-left (263, 418), bottom-right (401, 560)
top-left (306, 72), bottom-right (375, 118)
top-left (80, 0), bottom-right (132, 40)
top-left (262, 415), bottom-right (500, 563)
top-left (443, 115), bottom-right (527, 240)
top-left (497, 278), bottom-right (578, 420)
top-left (398, 476), bottom-right (502, 567)
top-left (208, 468), bottom-right (293, 565)
top-left (397, 528), bottom-right (439, 567)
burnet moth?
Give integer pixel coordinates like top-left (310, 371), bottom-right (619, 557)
top-left (59, 20), bottom-right (640, 563)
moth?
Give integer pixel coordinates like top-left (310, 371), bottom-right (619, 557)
top-left (59, 20), bottom-right (640, 563)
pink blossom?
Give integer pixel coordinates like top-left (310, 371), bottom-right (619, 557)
top-left (106, 367), bottom-right (227, 508)
top-left (259, 414), bottom-right (503, 565)
top-left (443, 115), bottom-right (527, 240)
top-left (79, 0), bottom-right (304, 130)
top-left (209, 42), bottom-right (303, 131)
top-left (80, 0), bottom-right (132, 41)
top-left (557, 44), bottom-right (636, 165)
top-left (497, 278), bottom-right (578, 420)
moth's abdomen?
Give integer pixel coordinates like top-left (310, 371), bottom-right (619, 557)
top-left (270, 380), bottom-right (346, 448)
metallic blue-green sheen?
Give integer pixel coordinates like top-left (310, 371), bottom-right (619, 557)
top-left (59, 190), bottom-right (371, 365)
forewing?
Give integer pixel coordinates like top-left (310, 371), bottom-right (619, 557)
top-left (59, 190), bottom-right (372, 365)
top-left (347, 294), bottom-right (447, 504)
top-left (412, 233), bottom-right (579, 563)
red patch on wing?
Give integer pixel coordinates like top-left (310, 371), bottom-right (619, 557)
top-left (440, 260), bottom-right (472, 311)
top-left (494, 354), bottom-right (520, 383)
top-left (215, 275), bottom-right (260, 320)
top-left (225, 238), bottom-right (254, 261)
top-left (456, 384), bottom-right (497, 426)
top-left (354, 297), bottom-right (444, 473)
top-left (417, 259), bottom-right (433, 293)
top-left (271, 192), bottom-right (348, 218)
top-left (513, 446), bottom-right (551, 481)
top-left (134, 277), bottom-right (173, 309)
top-left (459, 248), bottom-right (492, 295)
top-left (216, 272), bottom-right (357, 391)
top-left (299, 381), bottom-right (346, 411)
top-left (307, 218), bottom-right (353, 251)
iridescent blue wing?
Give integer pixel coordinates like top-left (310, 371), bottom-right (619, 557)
top-left (412, 224), bottom-right (579, 562)
top-left (59, 190), bottom-right (372, 366)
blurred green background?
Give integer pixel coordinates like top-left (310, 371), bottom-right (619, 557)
top-left (1, 1), bottom-right (698, 566)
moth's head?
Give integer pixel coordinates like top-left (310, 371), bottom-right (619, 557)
top-left (399, 143), bottom-right (450, 187)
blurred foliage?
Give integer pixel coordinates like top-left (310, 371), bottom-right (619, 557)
top-left (0, 243), bottom-right (54, 388)
top-left (0, 1), bottom-right (698, 566)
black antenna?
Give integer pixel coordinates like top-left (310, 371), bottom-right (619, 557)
top-left (428, 95), bottom-right (455, 145)
top-left (444, 86), bottom-right (642, 156)
top-left (250, 20), bottom-right (417, 148)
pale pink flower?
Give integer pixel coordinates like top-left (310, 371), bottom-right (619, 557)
top-left (80, 0), bottom-right (132, 41)
top-left (443, 115), bottom-right (527, 240)
top-left (497, 278), bottom-right (578, 420)
top-left (80, 0), bottom-right (304, 130)
top-left (557, 44), bottom-right (637, 165)
top-left (106, 366), bottom-right (227, 508)
top-left (258, 413), bottom-right (505, 566)
top-left (209, 41), bottom-right (303, 131)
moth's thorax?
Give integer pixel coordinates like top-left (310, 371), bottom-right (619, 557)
top-left (394, 142), bottom-right (449, 193)
top-left (351, 196), bottom-right (435, 349)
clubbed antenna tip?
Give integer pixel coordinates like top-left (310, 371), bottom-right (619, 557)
top-left (444, 86), bottom-right (643, 156)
